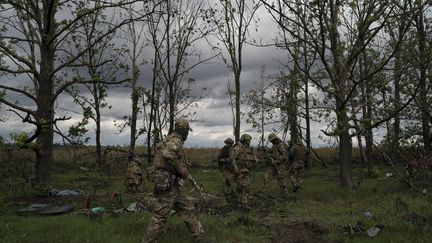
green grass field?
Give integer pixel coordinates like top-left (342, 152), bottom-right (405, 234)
top-left (0, 147), bottom-right (431, 243)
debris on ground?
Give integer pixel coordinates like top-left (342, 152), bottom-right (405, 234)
top-left (16, 203), bottom-right (73, 215)
top-left (366, 227), bottom-right (381, 237)
top-left (343, 221), bottom-right (365, 235)
top-left (50, 188), bottom-right (88, 197)
top-left (271, 221), bottom-right (328, 243)
top-left (79, 166), bottom-right (90, 172)
top-left (39, 204), bottom-right (73, 215)
top-left (363, 211), bottom-right (374, 220)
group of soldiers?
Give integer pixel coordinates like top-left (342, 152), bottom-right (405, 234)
top-left (217, 132), bottom-right (307, 210)
top-left (124, 118), bottom-right (308, 243)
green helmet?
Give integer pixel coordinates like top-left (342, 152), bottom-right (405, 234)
top-left (240, 134), bottom-right (252, 142)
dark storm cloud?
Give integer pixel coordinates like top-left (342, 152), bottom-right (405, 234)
top-left (0, 2), bottom-right (337, 148)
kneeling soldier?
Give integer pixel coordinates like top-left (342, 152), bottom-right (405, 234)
top-left (124, 151), bottom-right (146, 193)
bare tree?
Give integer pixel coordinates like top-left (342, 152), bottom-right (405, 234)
top-left (262, 0), bottom-right (411, 188)
top-left (118, 5), bottom-right (149, 153)
top-left (0, 0), bottom-right (156, 183)
top-left (413, 1), bottom-right (432, 151)
top-left (65, 1), bottom-right (129, 171)
top-left (208, 0), bottom-right (261, 142)
top-left (245, 65), bottom-right (274, 147)
top-left (147, 0), bottom-right (215, 135)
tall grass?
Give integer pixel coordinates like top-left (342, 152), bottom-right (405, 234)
top-left (0, 146), bottom-right (431, 242)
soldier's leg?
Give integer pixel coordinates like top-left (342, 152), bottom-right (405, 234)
top-left (176, 194), bottom-right (205, 242)
top-left (263, 167), bottom-right (274, 191)
top-left (294, 168), bottom-right (302, 191)
top-left (276, 168), bottom-right (288, 195)
top-left (238, 172), bottom-right (251, 209)
top-left (223, 170), bottom-right (233, 193)
top-left (224, 171), bottom-right (236, 204)
top-left (289, 169), bottom-right (297, 188)
top-left (142, 191), bottom-right (176, 243)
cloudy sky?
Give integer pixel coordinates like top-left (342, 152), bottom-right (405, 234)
top-left (0, 1), bottom-right (337, 148)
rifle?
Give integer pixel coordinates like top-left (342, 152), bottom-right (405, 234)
top-left (182, 150), bottom-right (215, 202)
top-left (187, 175), bottom-right (213, 202)
top-left (266, 152), bottom-right (282, 177)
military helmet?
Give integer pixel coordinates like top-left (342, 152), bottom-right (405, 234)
top-left (224, 138), bottom-right (234, 144)
top-left (175, 118), bottom-right (192, 131)
top-left (268, 132), bottom-right (279, 142)
top-left (240, 134), bottom-right (252, 142)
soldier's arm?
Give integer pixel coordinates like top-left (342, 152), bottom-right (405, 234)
top-left (162, 138), bottom-right (191, 179)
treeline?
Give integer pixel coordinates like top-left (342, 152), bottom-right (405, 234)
top-left (0, 1), bottom-right (431, 190)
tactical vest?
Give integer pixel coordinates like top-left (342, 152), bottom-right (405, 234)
top-left (152, 133), bottom-right (182, 175)
top-left (232, 144), bottom-right (255, 170)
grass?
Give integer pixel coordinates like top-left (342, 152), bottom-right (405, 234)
top-left (0, 146), bottom-right (431, 242)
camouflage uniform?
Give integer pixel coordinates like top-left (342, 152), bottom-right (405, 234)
top-left (142, 119), bottom-right (204, 243)
top-left (264, 133), bottom-right (288, 195)
top-left (124, 153), bottom-right (146, 193)
top-left (287, 141), bottom-right (307, 192)
top-left (217, 138), bottom-right (236, 205)
top-left (231, 134), bottom-right (256, 210)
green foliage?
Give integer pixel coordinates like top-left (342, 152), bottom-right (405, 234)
top-left (68, 111), bottom-right (90, 145)
top-left (0, 148), bottom-right (431, 242)
top-left (10, 131), bottom-right (32, 149)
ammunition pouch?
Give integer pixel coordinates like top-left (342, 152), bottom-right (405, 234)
top-left (237, 160), bottom-right (254, 170)
top-left (154, 169), bottom-right (175, 193)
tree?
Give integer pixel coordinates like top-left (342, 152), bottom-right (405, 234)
top-left (147, 0), bottom-right (215, 136)
top-left (208, 0), bottom-right (261, 142)
top-left (245, 65), bottom-right (274, 147)
top-left (262, 0), bottom-right (411, 188)
top-left (66, 1), bottom-right (129, 171)
top-left (413, 1), bottom-right (432, 151)
top-left (118, 5), bottom-right (149, 153)
top-left (0, 0), bottom-right (155, 183)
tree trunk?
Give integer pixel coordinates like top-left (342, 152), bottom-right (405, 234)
top-left (129, 60), bottom-right (139, 152)
top-left (289, 64), bottom-right (299, 143)
top-left (336, 103), bottom-right (353, 189)
top-left (416, 4), bottom-right (430, 150)
top-left (234, 71), bottom-right (241, 142)
top-left (392, 49), bottom-right (401, 161)
top-left (34, 2), bottom-right (56, 183)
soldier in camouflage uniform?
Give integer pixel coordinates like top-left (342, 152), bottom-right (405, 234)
top-left (124, 151), bottom-right (146, 193)
top-left (287, 139), bottom-right (308, 192)
top-left (264, 133), bottom-right (289, 197)
top-left (142, 119), bottom-right (205, 243)
top-left (231, 134), bottom-right (256, 210)
top-left (217, 138), bottom-right (237, 205)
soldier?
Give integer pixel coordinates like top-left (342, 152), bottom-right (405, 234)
top-left (217, 138), bottom-right (237, 205)
top-left (124, 151), bottom-right (146, 193)
top-left (265, 133), bottom-right (289, 197)
top-left (142, 118), bottom-right (205, 243)
top-left (231, 134), bottom-right (256, 210)
top-left (287, 138), bottom-right (308, 192)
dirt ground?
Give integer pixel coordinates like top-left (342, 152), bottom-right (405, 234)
top-left (271, 221), bottom-right (328, 243)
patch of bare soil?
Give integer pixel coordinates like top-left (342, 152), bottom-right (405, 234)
top-left (271, 221), bottom-right (328, 243)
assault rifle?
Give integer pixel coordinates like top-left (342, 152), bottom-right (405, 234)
top-left (266, 152), bottom-right (282, 177)
top-left (182, 150), bottom-right (216, 202)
